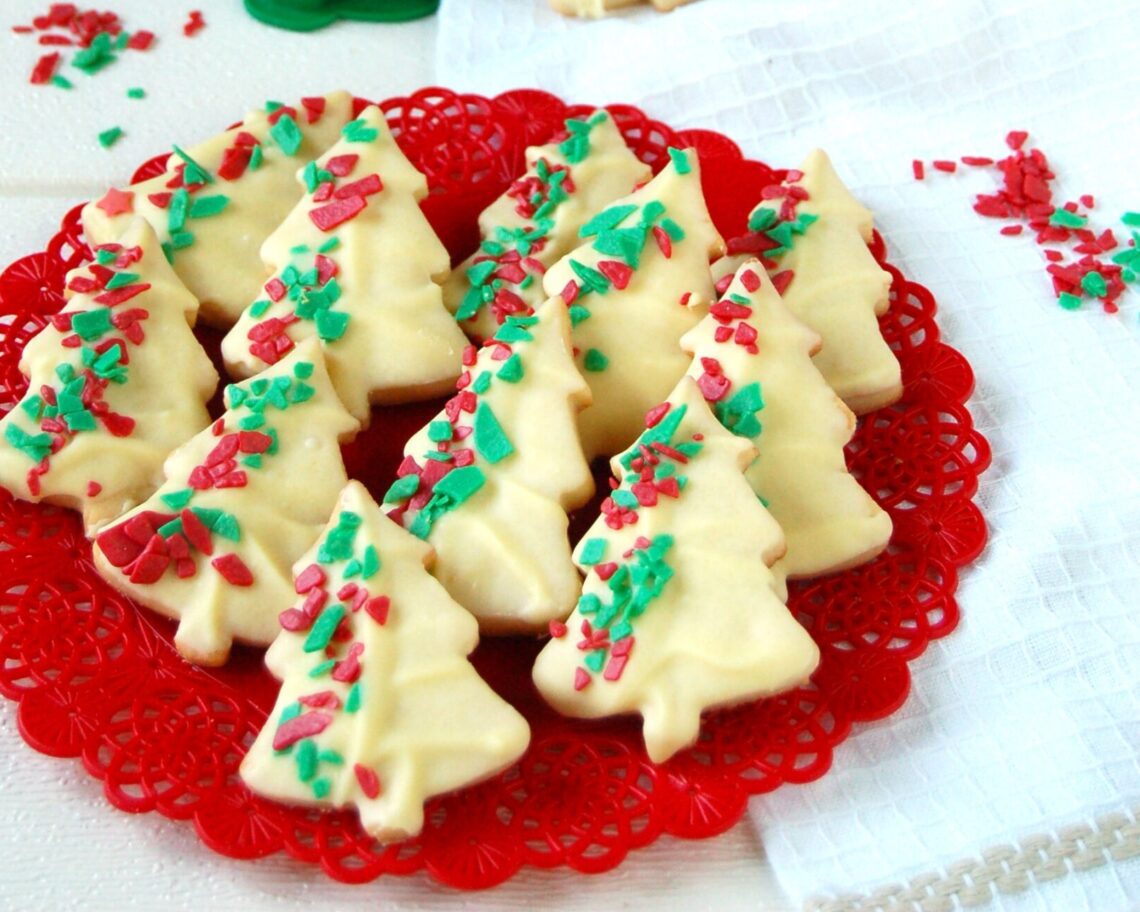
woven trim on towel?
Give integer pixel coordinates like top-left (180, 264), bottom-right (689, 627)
top-left (807, 807), bottom-right (1140, 912)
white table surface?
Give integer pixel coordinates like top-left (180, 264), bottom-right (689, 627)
top-left (0, 2), bottom-right (795, 909)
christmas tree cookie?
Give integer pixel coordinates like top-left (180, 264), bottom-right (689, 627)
top-left (93, 340), bottom-right (359, 666)
top-left (532, 378), bottom-right (819, 764)
top-left (443, 110), bottom-right (651, 340)
top-left (682, 259), bottom-right (892, 581)
top-left (542, 147), bottom-right (725, 459)
top-left (0, 219), bottom-right (217, 532)
top-left (82, 91), bottom-right (356, 328)
top-left (720, 149), bottom-right (901, 414)
top-left (241, 481), bottom-right (530, 843)
top-left (551, 0), bottom-right (694, 15)
top-left (383, 298), bottom-right (593, 634)
top-left (222, 105), bottom-right (467, 422)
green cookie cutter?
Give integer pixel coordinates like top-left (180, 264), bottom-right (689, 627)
top-left (243, 0), bottom-right (440, 30)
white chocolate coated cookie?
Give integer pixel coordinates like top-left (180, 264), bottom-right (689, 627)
top-left (82, 91), bottom-right (356, 328)
top-left (386, 299), bottom-right (593, 634)
top-left (444, 111), bottom-right (651, 340)
top-left (717, 149), bottom-right (901, 415)
top-left (550, 0), bottom-right (695, 16)
top-left (681, 259), bottom-right (892, 581)
top-left (242, 481), bottom-right (529, 843)
top-left (543, 147), bottom-right (725, 459)
top-left (222, 105), bottom-right (466, 423)
top-left (93, 340), bottom-right (359, 666)
top-left (533, 379), bottom-right (819, 763)
top-left (0, 219), bottom-right (217, 532)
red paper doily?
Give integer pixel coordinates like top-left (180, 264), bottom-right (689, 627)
top-left (0, 88), bottom-right (990, 890)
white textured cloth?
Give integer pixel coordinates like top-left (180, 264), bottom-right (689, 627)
top-left (437, 1), bottom-right (1140, 908)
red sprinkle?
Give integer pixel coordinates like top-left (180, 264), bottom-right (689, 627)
top-left (932, 160), bottom-right (957, 173)
top-left (29, 51), bottom-right (61, 85)
top-left (354, 763), bottom-right (381, 799)
top-left (1000, 225), bottom-right (1023, 236)
top-left (85, 480), bottom-right (102, 497)
top-left (212, 553), bottom-right (253, 586)
top-left (183, 9), bottom-right (206, 37)
top-left (309, 195), bottom-right (366, 232)
top-left (1006, 130), bottom-right (1029, 150)
top-left (273, 710), bottom-right (332, 751)
top-left (961, 156), bottom-right (994, 167)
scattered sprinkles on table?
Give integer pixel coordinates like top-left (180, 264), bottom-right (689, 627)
top-left (915, 130), bottom-right (1135, 314)
top-left (15, 4), bottom-right (156, 89)
top-left (183, 9), bottom-right (206, 37)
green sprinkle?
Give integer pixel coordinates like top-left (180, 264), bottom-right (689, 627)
top-left (169, 230), bottom-right (195, 251)
top-left (242, 454), bottom-right (262, 469)
top-left (496, 354), bottom-right (524, 383)
top-left (70, 308), bottom-right (113, 341)
top-left (580, 204), bottom-right (638, 238)
top-left (249, 144), bottom-right (263, 170)
top-left (19, 395), bottom-right (43, 420)
top-left (1058, 291), bottom-right (1082, 310)
top-left (345, 681), bottom-right (362, 713)
top-left (161, 489), bottom-right (195, 511)
top-left (308, 659), bottom-right (336, 678)
top-left (4, 424), bottom-right (52, 463)
top-left (126, 87), bottom-right (145, 99)
top-left (311, 778), bottom-right (331, 799)
top-left (579, 538), bottom-right (607, 566)
top-left (343, 558), bottom-right (362, 579)
top-left (72, 31), bottom-right (117, 73)
top-left (318, 236), bottom-right (340, 253)
top-left (52, 74), bottom-right (73, 90)
top-left (661, 218), bottom-right (685, 242)
top-left (211, 511), bottom-right (242, 542)
top-left (583, 348), bottom-right (609, 372)
top-left (342, 118), bottom-right (378, 143)
top-left (471, 370), bottom-right (492, 395)
top-left (97, 127), bottom-right (123, 149)
top-left (568, 305), bottom-right (591, 327)
top-left (270, 114), bottom-right (303, 156)
top-left (104, 271), bottom-right (139, 290)
top-left (1049, 209), bottom-right (1088, 229)
top-left (293, 361), bottom-right (314, 380)
top-left (472, 403), bottom-right (515, 464)
top-left (431, 465), bottom-right (485, 504)
top-left (1121, 212), bottom-right (1140, 227)
top-left (1081, 271), bottom-right (1108, 297)
top-left (384, 474), bottom-right (420, 504)
top-left (171, 144), bottom-right (213, 185)
top-left (466, 260), bottom-right (497, 287)
top-left (570, 259), bottom-right (610, 295)
top-left (295, 739), bottom-right (318, 781)
top-left (668, 147), bottom-right (692, 175)
top-left (168, 188), bottom-right (190, 233)
top-left (748, 207), bottom-right (778, 232)
top-left (361, 545), bottom-right (380, 579)
top-left (428, 420), bottom-right (453, 443)
top-left (189, 195), bottom-right (230, 218)
top-left (315, 309), bottom-right (349, 342)
top-left (249, 299), bottom-right (271, 318)
top-left (303, 604), bottom-right (346, 653)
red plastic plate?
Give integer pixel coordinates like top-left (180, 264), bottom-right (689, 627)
top-left (0, 87), bottom-right (990, 889)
